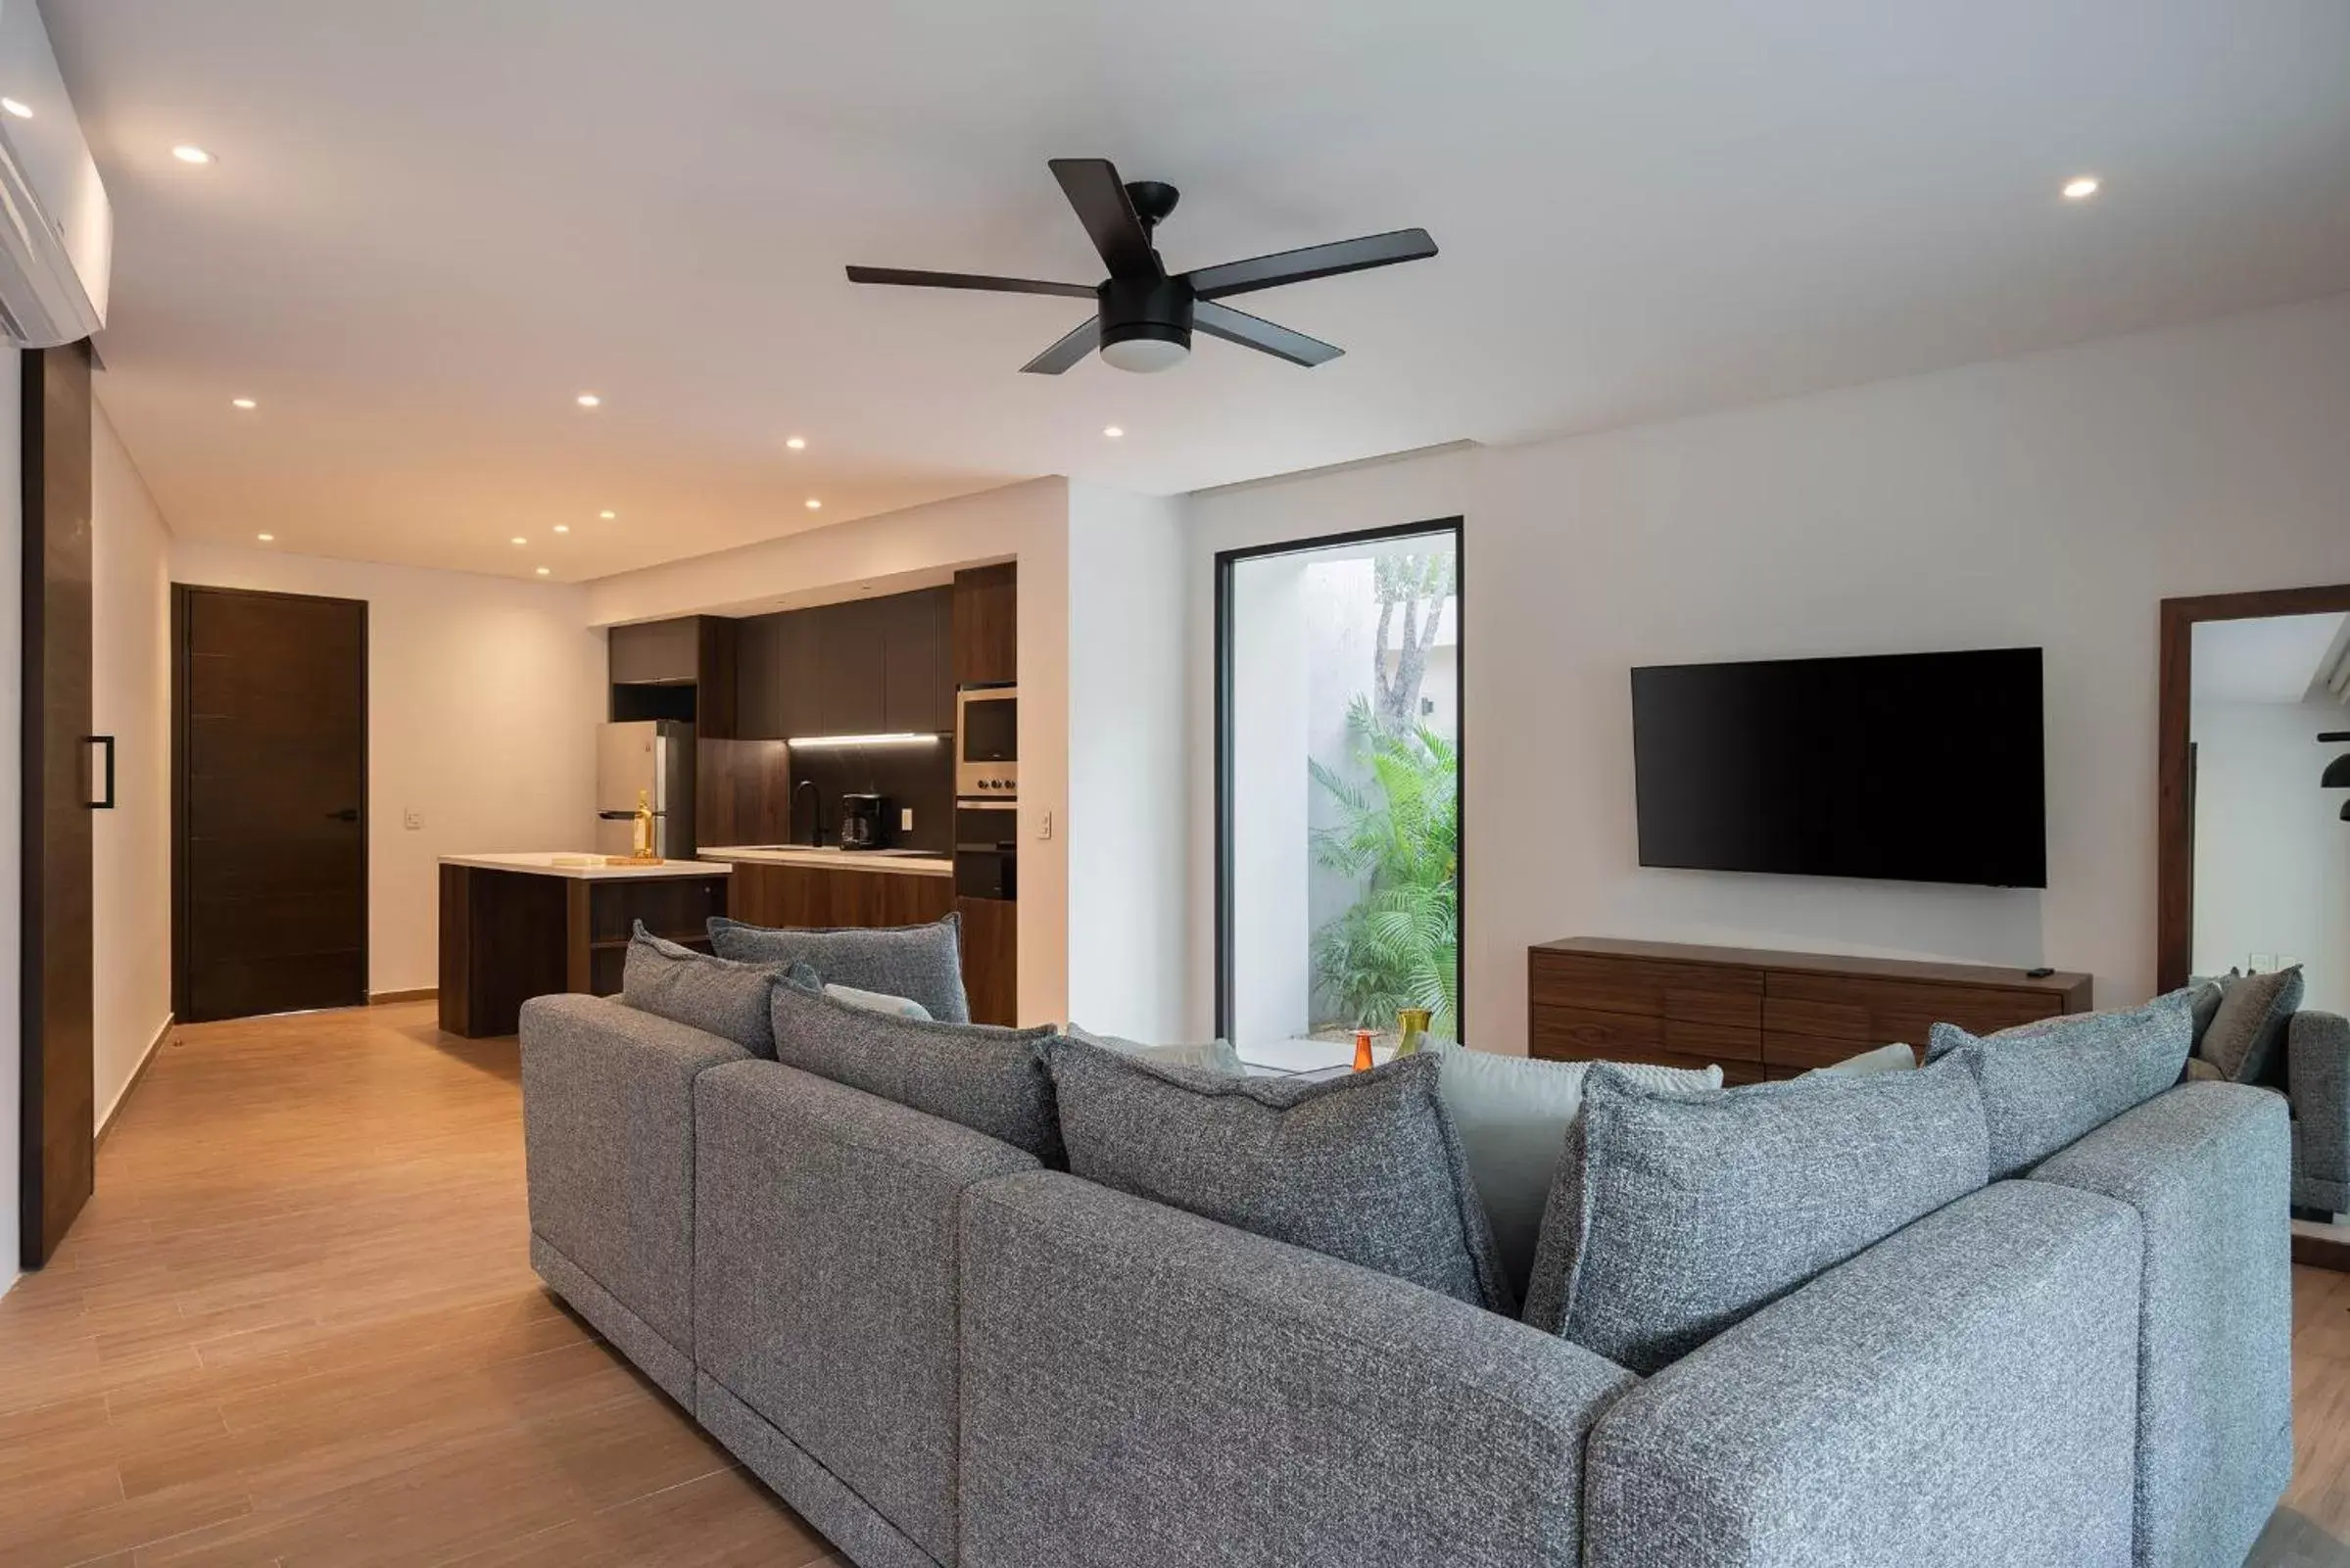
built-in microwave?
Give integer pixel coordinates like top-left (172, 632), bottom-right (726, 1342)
top-left (956, 685), bottom-right (1017, 800)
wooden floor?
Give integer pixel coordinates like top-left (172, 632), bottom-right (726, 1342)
top-left (2, 1002), bottom-right (2347, 1567)
top-left (0, 1003), bottom-right (836, 1568)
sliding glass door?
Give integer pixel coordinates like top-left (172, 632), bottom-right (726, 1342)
top-left (1216, 519), bottom-right (1463, 1051)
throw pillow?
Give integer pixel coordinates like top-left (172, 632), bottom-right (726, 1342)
top-left (619, 925), bottom-right (786, 1056)
top-left (768, 970), bottom-right (1063, 1164)
top-left (1926, 989), bottom-right (2196, 1178)
top-left (2198, 967), bottom-right (2304, 1084)
top-left (1424, 1040), bottom-right (1721, 1302)
top-left (1047, 1037), bottom-right (1513, 1314)
top-left (708, 912), bottom-right (969, 1023)
top-left (2186, 974), bottom-right (2229, 1053)
top-left (1065, 1022), bottom-right (1246, 1076)
top-left (824, 982), bottom-right (933, 1022)
top-left (1523, 1054), bottom-right (1990, 1374)
top-left (1804, 1042), bottom-right (1920, 1078)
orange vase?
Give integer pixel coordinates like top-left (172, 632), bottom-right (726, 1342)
top-left (1353, 1029), bottom-right (1375, 1071)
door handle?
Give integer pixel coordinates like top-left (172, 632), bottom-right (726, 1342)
top-left (84, 735), bottom-right (115, 809)
top-left (325, 807), bottom-right (360, 823)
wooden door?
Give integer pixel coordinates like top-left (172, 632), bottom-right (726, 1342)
top-left (173, 587), bottom-right (369, 1022)
top-left (21, 342), bottom-right (94, 1268)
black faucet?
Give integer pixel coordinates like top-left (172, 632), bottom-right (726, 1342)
top-left (793, 779), bottom-right (824, 848)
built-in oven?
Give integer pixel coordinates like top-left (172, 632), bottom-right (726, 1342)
top-left (956, 685), bottom-right (1017, 800)
top-left (954, 799), bottom-right (1018, 902)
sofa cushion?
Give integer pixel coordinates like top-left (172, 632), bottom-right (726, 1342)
top-left (1424, 1040), bottom-right (1721, 1302)
top-left (709, 912), bottom-right (970, 1023)
top-left (768, 971), bottom-right (1063, 1164)
top-left (1928, 990), bottom-right (2197, 1179)
top-left (1046, 1037), bottom-right (1513, 1313)
top-left (824, 982), bottom-right (932, 1022)
top-left (2198, 967), bottom-right (2304, 1084)
top-left (1065, 1022), bottom-right (1246, 1076)
top-left (619, 926), bottom-right (785, 1056)
top-left (1804, 1042), bottom-right (1920, 1078)
top-left (1522, 1054), bottom-right (1990, 1375)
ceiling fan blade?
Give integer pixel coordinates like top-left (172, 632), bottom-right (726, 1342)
top-left (1048, 159), bottom-right (1160, 279)
top-left (1184, 227), bottom-right (1437, 300)
top-left (845, 265), bottom-right (1095, 299)
top-left (1020, 317), bottom-right (1102, 375)
top-left (1192, 301), bottom-right (1343, 367)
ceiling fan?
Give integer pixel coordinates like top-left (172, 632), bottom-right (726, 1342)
top-left (845, 158), bottom-right (1436, 374)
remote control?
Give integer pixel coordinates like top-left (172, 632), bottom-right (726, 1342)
top-left (2026, 966), bottom-right (2055, 978)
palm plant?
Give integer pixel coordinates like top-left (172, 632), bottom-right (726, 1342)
top-left (1309, 696), bottom-right (1460, 1038)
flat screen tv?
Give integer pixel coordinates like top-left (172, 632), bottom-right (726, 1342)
top-left (1630, 647), bottom-right (2047, 888)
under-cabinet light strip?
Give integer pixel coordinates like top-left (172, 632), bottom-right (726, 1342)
top-left (786, 733), bottom-right (942, 748)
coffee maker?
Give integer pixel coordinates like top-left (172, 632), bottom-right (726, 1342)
top-left (839, 792), bottom-right (889, 851)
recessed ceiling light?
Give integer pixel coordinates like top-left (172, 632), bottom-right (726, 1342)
top-left (785, 436), bottom-right (806, 451)
top-left (536, 567), bottom-right (551, 577)
top-left (575, 393), bottom-right (601, 408)
top-left (257, 533), bottom-right (274, 543)
top-left (1, 99), bottom-right (32, 119)
top-left (599, 509), bottom-right (615, 519)
top-left (231, 397), bottom-right (257, 410)
top-left (553, 524), bottom-right (570, 534)
top-left (804, 498), bottom-right (822, 510)
top-left (2062, 175), bottom-right (2101, 200)
top-left (1103, 425), bottom-right (1124, 439)
top-left (171, 144), bottom-right (213, 165)
top-left (510, 536), bottom-right (527, 546)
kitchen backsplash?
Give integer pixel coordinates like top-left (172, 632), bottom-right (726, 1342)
top-left (789, 736), bottom-right (954, 855)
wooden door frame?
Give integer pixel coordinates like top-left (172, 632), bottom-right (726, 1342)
top-left (2156, 582), bottom-right (2350, 992)
top-left (170, 583), bottom-right (371, 1020)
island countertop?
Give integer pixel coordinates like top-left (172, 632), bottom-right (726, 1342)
top-left (698, 845), bottom-right (953, 879)
top-left (438, 852), bottom-right (736, 881)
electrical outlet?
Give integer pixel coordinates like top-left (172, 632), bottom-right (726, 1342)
top-left (2276, 955), bottom-right (2302, 973)
top-left (1036, 810), bottom-right (1053, 842)
top-left (2249, 953), bottom-right (2277, 974)
top-left (403, 808), bottom-right (423, 831)
top-left (900, 808), bottom-right (914, 832)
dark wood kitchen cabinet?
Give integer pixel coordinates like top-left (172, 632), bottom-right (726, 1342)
top-left (880, 588), bottom-right (951, 734)
top-left (814, 600), bottom-right (887, 736)
top-left (952, 564), bottom-right (1017, 687)
top-left (732, 588), bottom-right (951, 741)
top-left (609, 615), bottom-right (736, 737)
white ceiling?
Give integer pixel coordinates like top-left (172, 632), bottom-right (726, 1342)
top-left (45, 0), bottom-right (2350, 582)
top-left (2192, 613), bottom-right (2349, 705)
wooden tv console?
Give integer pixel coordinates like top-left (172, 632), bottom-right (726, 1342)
top-left (1527, 937), bottom-right (2094, 1084)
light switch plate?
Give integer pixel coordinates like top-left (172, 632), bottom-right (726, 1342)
top-left (900, 808), bottom-right (914, 832)
top-left (403, 808), bottom-right (423, 831)
top-left (1036, 810), bottom-right (1053, 841)
top-left (2250, 954), bottom-right (2277, 974)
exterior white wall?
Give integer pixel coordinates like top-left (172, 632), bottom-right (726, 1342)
top-left (91, 399), bottom-right (173, 1124)
top-left (2192, 698), bottom-right (2350, 1012)
top-left (170, 543), bottom-right (605, 995)
top-left (1064, 483), bottom-right (1188, 1040)
top-left (1184, 296), bottom-right (2350, 1050)
top-left (583, 479), bottom-right (1079, 1024)
top-left (0, 344), bottom-right (21, 1296)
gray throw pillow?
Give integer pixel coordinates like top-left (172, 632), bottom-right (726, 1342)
top-left (769, 970), bottom-right (1062, 1163)
top-left (1065, 1022), bottom-right (1245, 1076)
top-left (1523, 1055), bottom-right (1990, 1374)
top-left (2198, 967), bottom-right (2304, 1084)
top-left (1047, 1038), bottom-right (1513, 1314)
top-left (824, 982), bottom-right (932, 1022)
top-left (1424, 1040), bottom-right (1722, 1302)
top-left (620, 926), bottom-right (786, 1056)
top-left (2186, 974), bottom-right (2229, 1051)
top-left (1804, 1042), bottom-right (1920, 1078)
top-left (708, 913), bottom-right (969, 1023)
top-left (1926, 989), bottom-right (2196, 1178)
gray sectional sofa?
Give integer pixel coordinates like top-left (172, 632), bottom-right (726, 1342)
top-left (520, 987), bottom-right (2292, 1568)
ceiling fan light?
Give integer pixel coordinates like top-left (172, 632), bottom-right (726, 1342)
top-left (2325, 754), bottom-right (2350, 789)
top-left (1100, 332), bottom-right (1189, 374)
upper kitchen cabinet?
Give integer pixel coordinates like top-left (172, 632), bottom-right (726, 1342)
top-left (813, 599), bottom-right (887, 736)
top-left (880, 587), bottom-right (952, 735)
top-left (952, 564), bottom-right (1017, 688)
top-left (608, 615), bottom-right (737, 737)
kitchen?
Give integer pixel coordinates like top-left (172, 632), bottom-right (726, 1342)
top-left (436, 562), bottom-right (1021, 1035)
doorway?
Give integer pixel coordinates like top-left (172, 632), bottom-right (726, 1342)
top-left (171, 586), bottom-right (369, 1022)
top-left (1215, 519), bottom-right (1463, 1051)
top-left (2159, 583), bottom-right (2350, 1270)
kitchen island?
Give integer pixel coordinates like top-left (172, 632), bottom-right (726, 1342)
top-left (437, 853), bottom-right (734, 1038)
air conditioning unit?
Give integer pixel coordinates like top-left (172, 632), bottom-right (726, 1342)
top-left (0, 0), bottom-right (109, 348)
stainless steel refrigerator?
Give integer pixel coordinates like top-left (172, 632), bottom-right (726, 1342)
top-left (597, 720), bottom-right (695, 858)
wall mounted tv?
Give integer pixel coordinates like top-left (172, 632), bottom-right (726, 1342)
top-left (1630, 647), bottom-right (2047, 889)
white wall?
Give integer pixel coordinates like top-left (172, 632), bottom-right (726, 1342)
top-left (171, 543), bottom-right (605, 994)
top-left (586, 480), bottom-right (1084, 1024)
top-left (0, 344), bottom-right (21, 1297)
top-left (91, 399), bottom-right (173, 1122)
top-left (2192, 698), bottom-right (2350, 1012)
top-left (1185, 297), bottom-right (2350, 1050)
top-left (1064, 483), bottom-right (1188, 1039)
